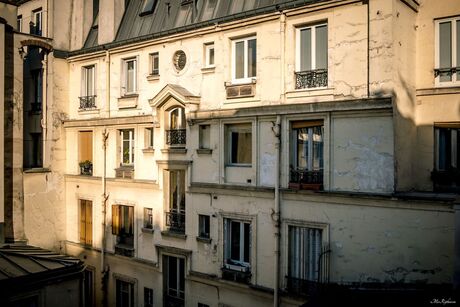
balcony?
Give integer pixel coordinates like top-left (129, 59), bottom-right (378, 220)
top-left (295, 69), bottom-right (328, 89)
top-left (289, 169), bottom-right (323, 191)
top-left (79, 95), bottom-right (97, 110)
top-left (165, 211), bottom-right (185, 233)
top-left (221, 264), bottom-right (252, 284)
top-left (165, 129), bottom-right (186, 146)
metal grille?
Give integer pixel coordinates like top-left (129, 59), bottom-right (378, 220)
top-left (79, 95), bottom-right (97, 109)
top-left (165, 129), bottom-right (186, 146)
top-left (165, 211), bottom-right (185, 233)
top-left (295, 69), bottom-right (328, 89)
top-left (290, 169), bottom-right (323, 185)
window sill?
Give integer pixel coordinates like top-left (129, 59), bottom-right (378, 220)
top-left (196, 236), bottom-right (211, 243)
top-left (161, 230), bottom-right (187, 240)
top-left (161, 148), bottom-right (187, 154)
top-left (196, 148), bottom-right (212, 155)
top-left (201, 66), bottom-right (215, 74)
top-left (24, 167), bottom-right (51, 173)
top-left (142, 147), bottom-right (155, 154)
top-left (225, 164), bottom-right (252, 168)
top-left (78, 107), bottom-right (99, 114)
top-left (141, 227), bottom-right (154, 234)
top-left (146, 74), bottom-right (160, 81)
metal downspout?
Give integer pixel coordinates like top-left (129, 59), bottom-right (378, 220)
top-left (273, 115), bottom-right (281, 307)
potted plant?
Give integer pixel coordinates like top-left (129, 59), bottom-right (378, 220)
top-left (79, 160), bottom-right (93, 175)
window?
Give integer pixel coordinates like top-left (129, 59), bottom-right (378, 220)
top-left (224, 219), bottom-right (251, 269)
top-left (84, 268), bottom-right (95, 307)
top-left (144, 208), bottom-right (153, 229)
top-left (112, 205), bottom-right (134, 256)
top-left (435, 17), bottom-right (460, 85)
top-left (30, 133), bottom-right (43, 168)
top-left (150, 52), bottom-right (159, 76)
top-left (79, 131), bottom-right (93, 175)
top-left (199, 0), bottom-right (218, 21)
top-left (80, 200), bottom-right (93, 246)
top-left (80, 65), bottom-right (96, 109)
top-left (140, 0), bottom-right (157, 16)
top-left (199, 125), bottom-right (210, 149)
top-left (163, 255), bottom-right (185, 307)
top-left (120, 129), bottom-right (134, 165)
top-left (226, 124), bottom-right (252, 166)
top-left (166, 170), bottom-right (186, 233)
top-left (295, 23), bottom-right (328, 89)
top-left (166, 107), bottom-right (186, 146)
top-left (433, 126), bottom-right (460, 192)
top-left (31, 8), bottom-right (42, 36)
top-left (145, 127), bottom-right (154, 149)
top-left (122, 58), bottom-right (137, 95)
top-left (144, 287), bottom-right (153, 307)
top-left (17, 15), bottom-right (22, 32)
top-left (204, 43), bottom-right (215, 67)
top-left (31, 69), bottom-right (43, 112)
top-left (287, 225), bottom-right (323, 295)
top-left (198, 215), bottom-right (210, 238)
top-left (232, 36), bottom-right (256, 83)
top-left (116, 279), bottom-right (134, 307)
top-left (289, 121), bottom-right (324, 190)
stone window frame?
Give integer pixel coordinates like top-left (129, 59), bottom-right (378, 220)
top-left (434, 16), bottom-right (460, 87)
top-left (121, 56), bottom-right (138, 96)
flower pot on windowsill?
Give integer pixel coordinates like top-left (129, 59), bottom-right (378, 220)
top-left (79, 160), bottom-right (93, 176)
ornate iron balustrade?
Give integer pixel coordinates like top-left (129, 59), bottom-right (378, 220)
top-left (79, 95), bottom-right (97, 109)
top-left (165, 129), bottom-right (186, 146)
top-left (295, 69), bottom-right (328, 89)
top-left (165, 211), bottom-right (185, 233)
top-left (434, 67), bottom-right (460, 78)
top-left (290, 169), bottom-right (323, 185)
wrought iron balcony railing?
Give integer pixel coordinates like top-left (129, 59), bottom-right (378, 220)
top-left (79, 162), bottom-right (93, 176)
top-left (79, 95), bottom-right (97, 110)
top-left (295, 69), bottom-right (328, 89)
top-left (165, 129), bottom-right (186, 146)
top-left (165, 211), bottom-right (185, 233)
top-left (289, 169), bottom-right (323, 189)
top-left (434, 67), bottom-right (460, 78)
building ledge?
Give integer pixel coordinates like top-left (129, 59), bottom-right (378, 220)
top-left (23, 167), bottom-right (51, 173)
top-left (142, 147), bottom-right (155, 154)
top-left (196, 148), bottom-right (212, 155)
top-left (146, 74), bottom-right (160, 82)
top-left (161, 148), bottom-right (187, 154)
top-left (416, 86), bottom-right (460, 96)
top-left (196, 236), bottom-right (211, 244)
top-left (161, 230), bottom-right (187, 240)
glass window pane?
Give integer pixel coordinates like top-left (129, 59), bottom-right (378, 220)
top-left (315, 25), bottom-right (328, 70)
top-left (248, 39), bottom-right (257, 77)
top-left (300, 28), bottom-right (312, 71)
top-left (439, 21), bottom-right (452, 82)
top-left (209, 47), bottom-right (215, 65)
top-left (312, 126), bottom-right (324, 170)
top-left (235, 41), bottom-right (244, 79)
top-left (230, 221), bottom-right (240, 261)
top-left (296, 128), bottom-right (309, 169)
top-left (243, 223), bottom-right (250, 263)
top-left (126, 60), bottom-right (135, 92)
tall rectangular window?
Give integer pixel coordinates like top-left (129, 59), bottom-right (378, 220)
top-left (226, 124), bottom-right (252, 165)
top-left (296, 23), bottom-right (328, 89)
top-left (199, 125), bottom-right (210, 149)
top-left (145, 127), bottom-right (154, 148)
top-left (434, 125), bottom-right (460, 192)
top-left (120, 129), bottom-right (134, 165)
top-left (17, 15), bottom-right (22, 32)
top-left (289, 121), bottom-right (324, 189)
top-left (224, 219), bottom-right (251, 270)
top-left (198, 215), bottom-right (210, 238)
top-left (287, 226), bottom-right (323, 295)
top-left (166, 170), bottom-right (186, 233)
top-left (122, 58), bottom-right (137, 95)
top-left (436, 17), bottom-right (460, 84)
top-left (232, 37), bottom-right (256, 82)
top-left (84, 269), bottom-right (94, 307)
top-left (112, 205), bottom-right (135, 256)
top-left (116, 279), bottom-right (134, 307)
top-left (150, 52), bottom-right (159, 76)
top-left (204, 43), bottom-right (215, 67)
top-left (32, 8), bottom-right (42, 36)
top-left (163, 255), bottom-right (185, 307)
top-left (144, 287), bottom-right (153, 307)
top-left (80, 65), bottom-right (96, 109)
top-left (79, 131), bottom-right (93, 175)
top-left (79, 200), bottom-right (93, 246)
top-left (143, 208), bottom-right (153, 229)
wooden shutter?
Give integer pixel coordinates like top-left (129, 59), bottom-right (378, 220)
top-left (85, 201), bottom-right (93, 245)
top-left (80, 200), bottom-right (86, 243)
top-left (79, 131), bottom-right (93, 162)
top-left (112, 205), bottom-right (120, 235)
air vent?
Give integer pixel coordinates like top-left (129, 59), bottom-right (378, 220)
top-left (226, 84), bottom-right (256, 99)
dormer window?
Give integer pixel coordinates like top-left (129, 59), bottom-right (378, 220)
top-left (140, 0), bottom-right (158, 16)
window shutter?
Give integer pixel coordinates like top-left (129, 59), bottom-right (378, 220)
top-left (86, 201), bottom-right (93, 245)
top-left (80, 200), bottom-right (86, 243)
top-left (128, 206), bottom-right (134, 235)
top-left (112, 205), bottom-right (120, 235)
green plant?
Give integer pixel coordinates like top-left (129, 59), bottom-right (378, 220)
top-left (79, 160), bottom-right (92, 168)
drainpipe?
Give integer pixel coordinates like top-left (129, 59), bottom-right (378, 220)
top-left (101, 128), bottom-right (109, 307)
top-left (41, 52), bottom-right (48, 167)
top-left (273, 116), bottom-right (281, 307)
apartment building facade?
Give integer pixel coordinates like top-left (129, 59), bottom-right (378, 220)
top-left (5, 0), bottom-right (460, 306)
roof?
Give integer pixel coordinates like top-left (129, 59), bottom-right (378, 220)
top-left (81, 0), bottom-right (327, 51)
top-left (0, 244), bottom-right (84, 294)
